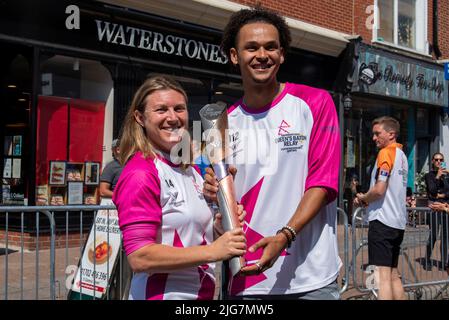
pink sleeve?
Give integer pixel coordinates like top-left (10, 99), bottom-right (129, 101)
top-left (121, 223), bottom-right (158, 256)
top-left (304, 91), bottom-right (341, 203)
top-left (112, 155), bottom-right (162, 255)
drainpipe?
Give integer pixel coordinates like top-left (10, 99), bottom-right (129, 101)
top-left (433, 0), bottom-right (442, 59)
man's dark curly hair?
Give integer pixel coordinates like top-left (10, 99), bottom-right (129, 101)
top-left (221, 5), bottom-right (291, 61)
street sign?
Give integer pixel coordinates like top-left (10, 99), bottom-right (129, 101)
top-left (445, 63), bottom-right (449, 80)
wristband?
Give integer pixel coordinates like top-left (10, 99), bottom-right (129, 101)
top-left (276, 229), bottom-right (292, 248)
top-left (282, 225), bottom-right (297, 241)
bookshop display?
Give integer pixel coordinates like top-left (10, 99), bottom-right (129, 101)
top-left (37, 160), bottom-right (101, 205)
top-left (2, 134), bottom-right (26, 205)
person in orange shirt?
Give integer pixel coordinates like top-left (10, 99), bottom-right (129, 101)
top-left (354, 116), bottom-right (408, 300)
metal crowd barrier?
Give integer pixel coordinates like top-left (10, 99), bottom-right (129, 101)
top-left (2, 205), bottom-right (352, 300)
top-left (0, 205), bottom-right (131, 300)
top-left (351, 207), bottom-right (449, 300)
top-left (337, 207), bottom-right (350, 294)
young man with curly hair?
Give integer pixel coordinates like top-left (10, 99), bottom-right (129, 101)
top-left (203, 6), bottom-right (341, 300)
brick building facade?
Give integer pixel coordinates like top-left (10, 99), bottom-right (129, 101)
top-left (437, 0), bottom-right (449, 59)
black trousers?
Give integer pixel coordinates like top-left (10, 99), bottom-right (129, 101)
top-left (425, 211), bottom-right (449, 264)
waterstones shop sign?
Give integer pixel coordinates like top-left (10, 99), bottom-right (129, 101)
top-left (354, 50), bottom-right (448, 107)
top-left (1, 2), bottom-right (228, 66)
top-left (94, 19), bottom-right (228, 65)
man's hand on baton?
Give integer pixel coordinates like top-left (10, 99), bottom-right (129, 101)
top-left (239, 234), bottom-right (288, 275)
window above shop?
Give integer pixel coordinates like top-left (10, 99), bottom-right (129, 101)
top-left (373, 0), bottom-right (428, 54)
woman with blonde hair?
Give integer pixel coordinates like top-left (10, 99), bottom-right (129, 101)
top-left (113, 75), bottom-right (246, 300)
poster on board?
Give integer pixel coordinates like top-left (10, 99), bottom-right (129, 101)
top-left (70, 201), bottom-right (121, 298)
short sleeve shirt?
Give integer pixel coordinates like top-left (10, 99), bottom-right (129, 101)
top-left (226, 82), bottom-right (342, 296)
top-left (100, 159), bottom-right (123, 191)
top-left (113, 152), bottom-right (215, 300)
top-left (367, 143), bottom-right (408, 230)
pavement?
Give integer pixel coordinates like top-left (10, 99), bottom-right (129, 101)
top-left (0, 245), bottom-right (82, 300)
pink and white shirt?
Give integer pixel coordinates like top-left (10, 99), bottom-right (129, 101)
top-left (227, 82), bottom-right (342, 296)
top-left (113, 152), bottom-right (215, 300)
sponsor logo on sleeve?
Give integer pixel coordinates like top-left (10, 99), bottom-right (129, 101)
top-left (378, 169), bottom-right (389, 181)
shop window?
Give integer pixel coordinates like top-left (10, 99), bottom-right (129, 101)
top-left (1, 44), bottom-right (32, 205)
top-left (415, 108), bottom-right (431, 174)
top-left (378, 0), bottom-right (394, 43)
top-left (416, 138), bottom-right (430, 174)
top-left (36, 55), bottom-right (112, 206)
top-left (343, 101), bottom-right (413, 195)
top-left (375, 0), bottom-right (427, 53)
top-left (416, 108), bottom-right (429, 137)
top-left (398, 0), bottom-right (416, 48)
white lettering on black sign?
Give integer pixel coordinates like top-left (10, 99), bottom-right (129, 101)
top-left (95, 19), bottom-right (228, 64)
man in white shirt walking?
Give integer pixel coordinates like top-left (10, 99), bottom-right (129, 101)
top-left (354, 116), bottom-right (408, 300)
